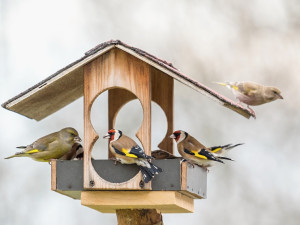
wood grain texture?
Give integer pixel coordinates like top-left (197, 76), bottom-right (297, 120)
top-left (83, 48), bottom-right (151, 190)
top-left (180, 161), bottom-right (187, 191)
top-left (151, 67), bottom-right (174, 154)
top-left (81, 191), bottom-right (194, 213)
top-left (116, 209), bottom-right (163, 225)
top-left (51, 159), bottom-right (57, 191)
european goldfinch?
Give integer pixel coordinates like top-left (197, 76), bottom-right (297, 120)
top-left (216, 81), bottom-right (283, 116)
top-left (5, 127), bottom-right (81, 162)
top-left (170, 130), bottom-right (242, 170)
top-left (103, 129), bottom-right (162, 183)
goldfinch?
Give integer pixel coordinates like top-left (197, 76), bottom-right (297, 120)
top-left (216, 81), bottom-right (283, 116)
top-left (103, 129), bottom-right (162, 183)
top-left (5, 127), bottom-right (81, 162)
top-left (170, 130), bottom-right (242, 170)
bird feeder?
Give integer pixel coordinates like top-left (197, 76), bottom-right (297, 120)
top-left (2, 40), bottom-right (254, 215)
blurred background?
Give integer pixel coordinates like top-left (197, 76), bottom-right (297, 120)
top-left (1, 0), bottom-right (300, 224)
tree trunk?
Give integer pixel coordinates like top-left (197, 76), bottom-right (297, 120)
top-left (116, 209), bottom-right (163, 225)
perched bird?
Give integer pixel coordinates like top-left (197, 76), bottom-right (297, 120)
top-left (5, 127), bottom-right (81, 162)
top-left (170, 130), bottom-right (242, 170)
top-left (216, 81), bottom-right (283, 117)
top-left (103, 129), bottom-right (162, 183)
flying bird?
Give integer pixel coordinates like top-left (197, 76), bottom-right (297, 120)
top-left (5, 127), bottom-right (81, 162)
top-left (103, 129), bottom-right (162, 183)
top-left (216, 81), bottom-right (283, 117)
top-left (170, 130), bottom-right (242, 170)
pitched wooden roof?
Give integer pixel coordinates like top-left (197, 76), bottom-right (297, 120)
top-left (2, 40), bottom-right (254, 120)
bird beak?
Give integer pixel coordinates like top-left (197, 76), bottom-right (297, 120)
top-left (278, 94), bottom-right (283, 99)
top-left (74, 136), bottom-right (82, 142)
top-left (103, 133), bottom-right (110, 139)
top-left (169, 134), bottom-right (176, 139)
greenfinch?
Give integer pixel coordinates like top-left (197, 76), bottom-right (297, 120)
top-left (170, 130), bottom-right (242, 170)
top-left (5, 127), bottom-right (81, 162)
top-left (216, 81), bottom-right (283, 117)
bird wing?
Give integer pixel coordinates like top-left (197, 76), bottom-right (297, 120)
top-left (208, 144), bottom-right (232, 153)
top-left (22, 132), bottom-right (59, 154)
top-left (184, 148), bottom-right (223, 162)
top-left (239, 82), bottom-right (260, 97)
top-left (112, 143), bottom-right (149, 159)
top-left (128, 145), bottom-right (150, 159)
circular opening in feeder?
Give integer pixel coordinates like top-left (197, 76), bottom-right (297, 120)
top-left (90, 87), bottom-right (143, 183)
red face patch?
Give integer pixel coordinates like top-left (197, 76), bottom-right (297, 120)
top-left (108, 129), bottom-right (116, 141)
top-left (173, 130), bottom-right (181, 142)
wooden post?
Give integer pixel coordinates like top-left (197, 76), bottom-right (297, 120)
top-left (116, 209), bottom-right (163, 225)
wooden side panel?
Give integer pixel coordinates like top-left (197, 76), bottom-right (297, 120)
top-left (83, 48), bottom-right (151, 190)
top-left (51, 159), bottom-right (57, 191)
top-left (81, 191), bottom-right (194, 213)
top-left (151, 67), bottom-right (174, 154)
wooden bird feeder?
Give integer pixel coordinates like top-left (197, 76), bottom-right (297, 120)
top-left (2, 40), bottom-right (254, 219)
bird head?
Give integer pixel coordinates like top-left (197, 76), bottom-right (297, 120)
top-left (60, 127), bottom-right (81, 143)
top-left (103, 129), bottom-right (122, 142)
top-left (170, 130), bottom-right (188, 143)
top-left (265, 87), bottom-right (283, 101)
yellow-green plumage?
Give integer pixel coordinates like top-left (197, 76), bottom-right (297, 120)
top-left (5, 127), bottom-right (81, 162)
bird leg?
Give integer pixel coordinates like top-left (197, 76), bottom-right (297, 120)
top-left (111, 158), bottom-right (120, 165)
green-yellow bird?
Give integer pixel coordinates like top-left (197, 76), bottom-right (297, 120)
top-left (216, 81), bottom-right (283, 117)
top-left (5, 127), bottom-right (81, 162)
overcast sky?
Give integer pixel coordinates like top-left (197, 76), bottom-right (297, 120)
top-left (1, 1), bottom-right (300, 225)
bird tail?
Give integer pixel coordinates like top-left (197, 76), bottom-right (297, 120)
top-left (138, 161), bottom-right (162, 183)
top-left (4, 152), bottom-right (28, 159)
top-left (217, 156), bottom-right (234, 161)
top-left (214, 81), bottom-right (236, 90)
top-left (209, 143), bottom-right (244, 154)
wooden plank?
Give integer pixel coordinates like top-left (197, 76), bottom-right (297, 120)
top-left (8, 67), bottom-right (84, 121)
top-left (83, 48), bottom-right (151, 190)
top-left (51, 159), bottom-right (57, 191)
top-left (180, 161), bottom-right (187, 190)
top-left (81, 191), bottom-right (194, 213)
top-left (151, 67), bottom-right (174, 154)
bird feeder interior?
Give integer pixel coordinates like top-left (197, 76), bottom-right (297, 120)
top-left (2, 40), bottom-right (254, 214)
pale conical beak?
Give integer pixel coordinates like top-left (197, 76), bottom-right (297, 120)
top-left (74, 136), bottom-right (82, 142)
top-left (278, 94), bottom-right (283, 99)
top-left (169, 134), bottom-right (176, 139)
top-left (103, 133), bottom-right (110, 139)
